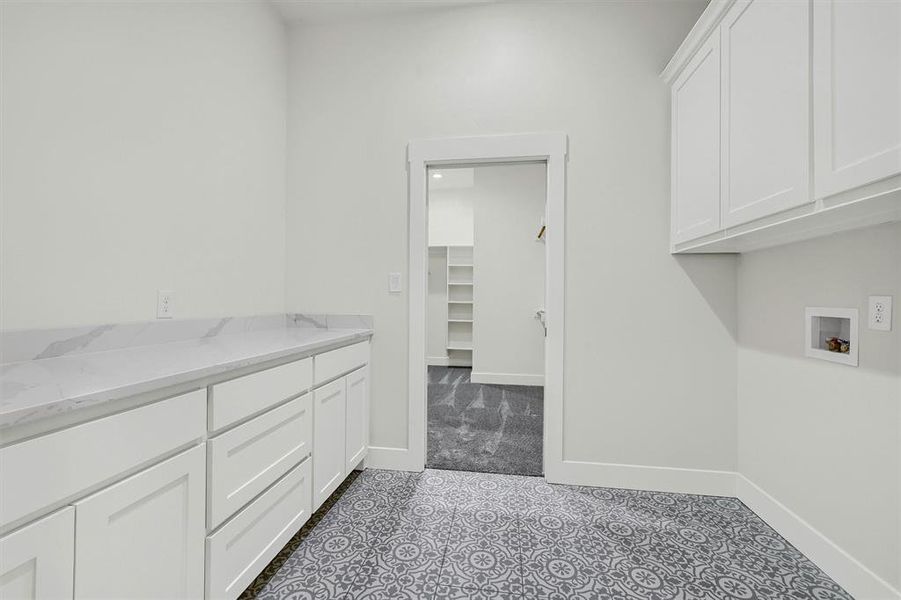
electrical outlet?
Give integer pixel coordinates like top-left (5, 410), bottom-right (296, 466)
top-left (867, 295), bottom-right (892, 331)
top-left (157, 290), bottom-right (174, 319)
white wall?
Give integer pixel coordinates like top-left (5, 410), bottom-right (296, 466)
top-left (284, 0), bottom-right (739, 468)
top-left (472, 163), bottom-right (545, 385)
top-left (737, 222), bottom-right (901, 592)
top-left (427, 247), bottom-right (449, 363)
top-left (0, 0), bottom-right (287, 330)
top-left (428, 167), bottom-right (474, 247)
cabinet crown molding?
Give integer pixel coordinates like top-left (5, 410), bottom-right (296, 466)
top-left (661, 0), bottom-right (737, 84)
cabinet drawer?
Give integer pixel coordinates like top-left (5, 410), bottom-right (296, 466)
top-left (314, 341), bottom-right (369, 385)
top-left (0, 390), bottom-right (205, 529)
top-left (207, 394), bottom-right (312, 529)
top-left (209, 358), bottom-right (312, 432)
top-left (0, 507), bottom-right (74, 600)
top-left (206, 459), bottom-right (312, 600)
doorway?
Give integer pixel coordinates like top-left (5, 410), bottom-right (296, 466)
top-left (406, 133), bottom-right (567, 481)
top-left (425, 163), bottom-right (547, 476)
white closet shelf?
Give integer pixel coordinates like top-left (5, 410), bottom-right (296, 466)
top-left (446, 343), bottom-right (473, 351)
top-left (446, 245), bottom-right (474, 367)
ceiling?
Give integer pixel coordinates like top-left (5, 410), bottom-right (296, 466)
top-left (270, 0), bottom-right (494, 25)
top-left (429, 167), bottom-right (475, 191)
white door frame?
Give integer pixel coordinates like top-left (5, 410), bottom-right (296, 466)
top-left (405, 132), bottom-right (568, 479)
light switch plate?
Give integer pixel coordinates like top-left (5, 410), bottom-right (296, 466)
top-left (157, 290), bottom-right (174, 319)
top-left (388, 272), bottom-right (402, 293)
top-left (868, 295), bottom-right (892, 331)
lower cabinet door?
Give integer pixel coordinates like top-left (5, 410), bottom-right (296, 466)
top-left (313, 377), bottom-right (346, 509)
top-left (0, 507), bottom-right (74, 600)
top-left (205, 459), bottom-right (312, 600)
top-left (74, 445), bottom-right (206, 599)
top-left (345, 366), bottom-right (369, 472)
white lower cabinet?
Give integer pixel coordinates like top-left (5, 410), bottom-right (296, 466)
top-left (207, 394), bottom-right (312, 529)
top-left (345, 366), bottom-right (369, 473)
top-left (0, 338), bottom-right (371, 600)
top-left (313, 377), bottom-right (347, 509)
top-left (0, 507), bottom-right (74, 600)
top-left (205, 459), bottom-right (312, 600)
top-left (74, 445), bottom-right (206, 600)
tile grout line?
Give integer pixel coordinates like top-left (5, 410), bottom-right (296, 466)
top-left (432, 503), bottom-right (458, 600)
top-left (339, 471), bottom-right (417, 600)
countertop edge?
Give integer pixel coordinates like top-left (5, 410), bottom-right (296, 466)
top-left (0, 329), bottom-right (373, 436)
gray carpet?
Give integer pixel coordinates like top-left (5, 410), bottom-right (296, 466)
top-left (244, 468), bottom-right (853, 600)
top-left (426, 366), bottom-right (543, 477)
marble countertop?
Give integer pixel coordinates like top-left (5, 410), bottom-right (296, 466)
top-left (0, 327), bottom-right (372, 432)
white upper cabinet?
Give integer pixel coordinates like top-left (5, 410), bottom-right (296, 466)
top-left (813, 0), bottom-right (901, 198)
top-left (671, 33), bottom-right (721, 244)
top-left (720, 0), bottom-right (811, 228)
top-left (664, 0), bottom-right (899, 253)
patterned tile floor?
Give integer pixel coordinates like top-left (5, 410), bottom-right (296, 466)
top-left (243, 469), bottom-right (852, 600)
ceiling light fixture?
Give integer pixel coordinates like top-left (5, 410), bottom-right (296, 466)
top-left (432, 172), bottom-right (443, 179)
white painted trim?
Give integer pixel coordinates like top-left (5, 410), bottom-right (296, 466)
top-left (804, 307), bottom-right (859, 367)
top-left (470, 372), bottom-right (544, 387)
top-left (408, 133), bottom-right (568, 476)
top-left (426, 356), bottom-right (471, 367)
top-left (736, 475), bottom-right (901, 600)
top-left (549, 459), bottom-right (737, 497)
top-left (365, 446), bottom-right (419, 472)
top-left (661, 0), bottom-right (737, 83)
top-left (542, 461), bottom-right (900, 599)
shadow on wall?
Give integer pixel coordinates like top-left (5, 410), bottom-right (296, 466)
top-left (728, 223), bottom-right (901, 375)
top-left (673, 254), bottom-right (738, 342)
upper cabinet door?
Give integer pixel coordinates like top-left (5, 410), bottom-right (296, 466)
top-left (721, 0), bottom-right (811, 228)
top-left (813, 0), bottom-right (901, 198)
top-left (672, 33), bottom-right (721, 245)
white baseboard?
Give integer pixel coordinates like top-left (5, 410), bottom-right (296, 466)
top-left (547, 458), bottom-right (736, 497)
top-left (362, 448), bottom-right (900, 598)
top-left (470, 371), bottom-right (544, 386)
top-left (545, 461), bottom-right (898, 599)
top-left (735, 475), bottom-right (901, 600)
top-left (365, 446), bottom-right (421, 472)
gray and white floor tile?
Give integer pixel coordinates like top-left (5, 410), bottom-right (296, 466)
top-left (243, 468), bottom-right (854, 600)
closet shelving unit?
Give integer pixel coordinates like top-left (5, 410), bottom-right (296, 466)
top-left (446, 245), bottom-right (473, 364)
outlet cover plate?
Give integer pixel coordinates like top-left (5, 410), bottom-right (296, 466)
top-left (388, 272), bottom-right (402, 293)
top-left (157, 290), bottom-right (174, 319)
top-left (868, 295), bottom-right (892, 331)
